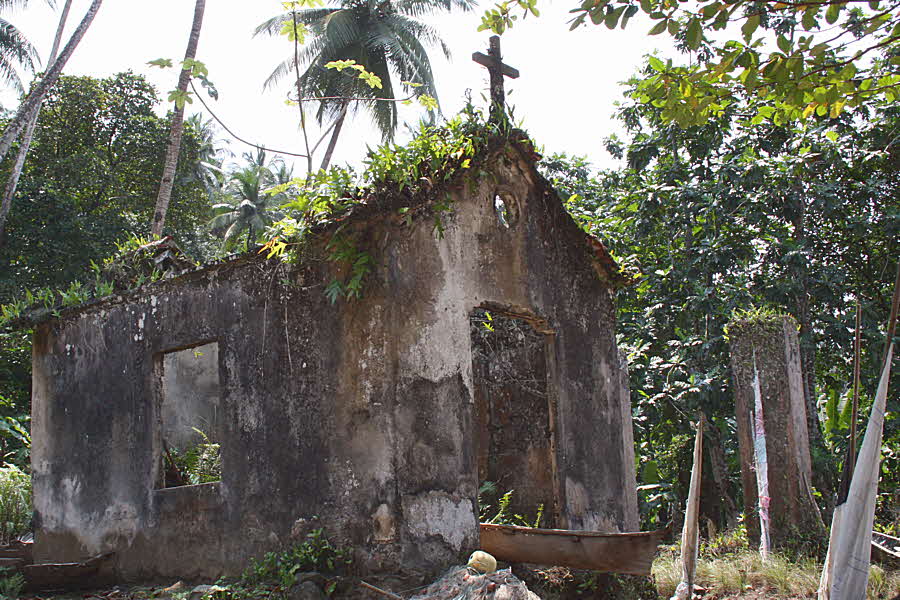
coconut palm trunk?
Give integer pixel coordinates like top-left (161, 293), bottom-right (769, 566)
top-left (0, 0), bottom-right (72, 244)
top-left (0, 0), bottom-right (102, 237)
top-left (319, 101), bottom-right (348, 172)
top-left (151, 0), bottom-right (206, 238)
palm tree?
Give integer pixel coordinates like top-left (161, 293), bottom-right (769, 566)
top-left (0, 0), bottom-right (48, 94)
top-left (151, 0), bottom-right (206, 238)
top-left (0, 0), bottom-right (70, 247)
top-left (182, 113), bottom-right (231, 203)
top-left (208, 150), bottom-right (292, 251)
top-left (0, 0), bottom-right (101, 241)
top-left (254, 0), bottom-right (474, 170)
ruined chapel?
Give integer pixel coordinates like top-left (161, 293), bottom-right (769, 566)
top-left (28, 134), bottom-right (639, 580)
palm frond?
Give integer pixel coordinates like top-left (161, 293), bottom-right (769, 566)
top-left (392, 0), bottom-right (475, 18)
top-left (0, 19), bottom-right (39, 80)
top-left (208, 212), bottom-right (237, 230)
top-left (380, 14), bottom-right (450, 60)
top-left (253, 8), bottom-right (341, 37)
top-left (0, 52), bottom-right (24, 93)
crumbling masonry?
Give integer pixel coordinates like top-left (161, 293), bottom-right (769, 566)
top-left (29, 137), bottom-right (638, 580)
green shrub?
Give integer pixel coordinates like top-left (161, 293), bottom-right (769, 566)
top-left (242, 529), bottom-right (352, 588)
top-left (0, 464), bottom-right (30, 544)
top-left (0, 570), bottom-right (24, 600)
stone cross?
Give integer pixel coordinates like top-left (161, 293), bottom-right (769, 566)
top-left (472, 35), bottom-right (519, 123)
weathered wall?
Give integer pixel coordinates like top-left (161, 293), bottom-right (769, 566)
top-left (31, 144), bottom-right (638, 581)
top-left (729, 315), bottom-right (825, 548)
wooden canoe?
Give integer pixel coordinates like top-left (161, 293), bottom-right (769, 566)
top-left (480, 523), bottom-right (667, 576)
top-left (872, 530), bottom-right (900, 565)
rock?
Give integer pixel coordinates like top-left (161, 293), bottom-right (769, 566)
top-left (295, 571), bottom-right (327, 587)
top-left (288, 581), bottom-right (327, 600)
top-left (161, 581), bottom-right (185, 595)
top-left (189, 585), bottom-right (214, 600)
top-left (410, 566), bottom-right (541, 600)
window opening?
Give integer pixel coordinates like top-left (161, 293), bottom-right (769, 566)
top-left (157, 342), bottom-right (222, 488)
top-left (470, 308), bottom-right (556, 528)
top-left (494, 193), bottom-right (517, 229)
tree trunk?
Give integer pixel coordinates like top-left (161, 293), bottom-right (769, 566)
top-left (151, 0), bottom-right (206, 237)
top-left (0, 0), bottom-right (102, 236)
top-left (0, 0), bottom-right (72, 246)
top-left (318, 103), bottom-right (348, 172)
top-left (701, 419), bottom-right (738, 530)
top-left (728, 314), bottom-right (826, 551)
top-left (792, 195), bottom-right (834, 511)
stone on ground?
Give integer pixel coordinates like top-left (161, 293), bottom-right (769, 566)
top-left (410, 566), bottom-right (541, 599)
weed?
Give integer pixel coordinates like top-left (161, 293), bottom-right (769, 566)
top-left (479, 484), bottom-right (545, 528)
top-left (242, 528), bottom-right (352, 588)
top-left (0, 570), bottom-right (24, 599)
top-left (166, 428), bottom-right (221, 486)
top-left (0, 464), bottom-right (30, 544)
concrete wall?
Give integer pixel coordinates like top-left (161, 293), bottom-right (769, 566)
top-left (31, 143), bottom-right (638, 581)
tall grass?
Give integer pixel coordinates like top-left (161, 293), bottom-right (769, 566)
top-left (0, 464), bottom-right (31, 544)
top-left (653, 531), bottom-right (900, 599)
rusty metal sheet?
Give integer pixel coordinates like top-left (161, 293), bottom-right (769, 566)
top-left (480, 523), bottom-right (666, 576)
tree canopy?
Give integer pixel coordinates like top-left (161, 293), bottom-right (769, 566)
top-left (0, 72), bottom-right (211, 301)
top-left (542, 73), bottom-right (899, 530)
top-left (481, 0), bottom-right (900, 126)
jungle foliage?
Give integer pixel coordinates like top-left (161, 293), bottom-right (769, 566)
top-left (0, 73), bottom-right (215, 468)
top-left (0, 39), bottom-right (895, 557)
top-left (0, 72), bottom-right (213, 303)
top-left (541, 70), bottom-right (899, 531)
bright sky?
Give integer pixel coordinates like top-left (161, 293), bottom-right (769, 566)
top-left (1, 0), bottom-right (673, 173)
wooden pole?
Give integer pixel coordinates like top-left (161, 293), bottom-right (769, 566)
top-left (359, 581), bottom-right (404, 599)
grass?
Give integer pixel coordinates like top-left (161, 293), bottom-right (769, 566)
top-left (653, 532), bottom-right (900, 599)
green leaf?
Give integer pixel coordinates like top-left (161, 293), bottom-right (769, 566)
top-left (181, 58), bottom-right (209, 77)
top-left (417, 94), bottom-right (438, 111)
top-left (686, 19), bottom-right (702, 49)
top-left (701, 2), bottom-right (721, 18)
top-left (325, 59), bottom-right (357, 72)
top-left (776, 34), bottom-right (791, 54)
top-left (741, 14), bottom-right (759, 41)
top-left (642, 460), bottom-right (660, 484)
top-left (621, 4), bottom-right (639, 28)
top-left (825, 2), bottom-right (841, 24)
top-left (801, 6), bottom-right (817, 30)
top-left (167, 89), bottom-right (193, 109)
top-left (604, 5), bottom-right (626, 29)
top-left (649, 19), bottom-right (668, 35)
top-left (147, 58), bottom-right (173, 69)
top-left (280, 19), bottom-right (308, 42)
top-left (648, 55), bottom-right (666, 72)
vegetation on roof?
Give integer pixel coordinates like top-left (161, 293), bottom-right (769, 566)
top-left (0, 102), bottom-right (525, 326)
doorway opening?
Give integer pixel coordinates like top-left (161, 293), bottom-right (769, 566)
top-left (470, 307), bottom-right (559, 529)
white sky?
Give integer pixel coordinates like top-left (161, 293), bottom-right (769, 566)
top-left (1, 0), bottom-right (673, 173)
